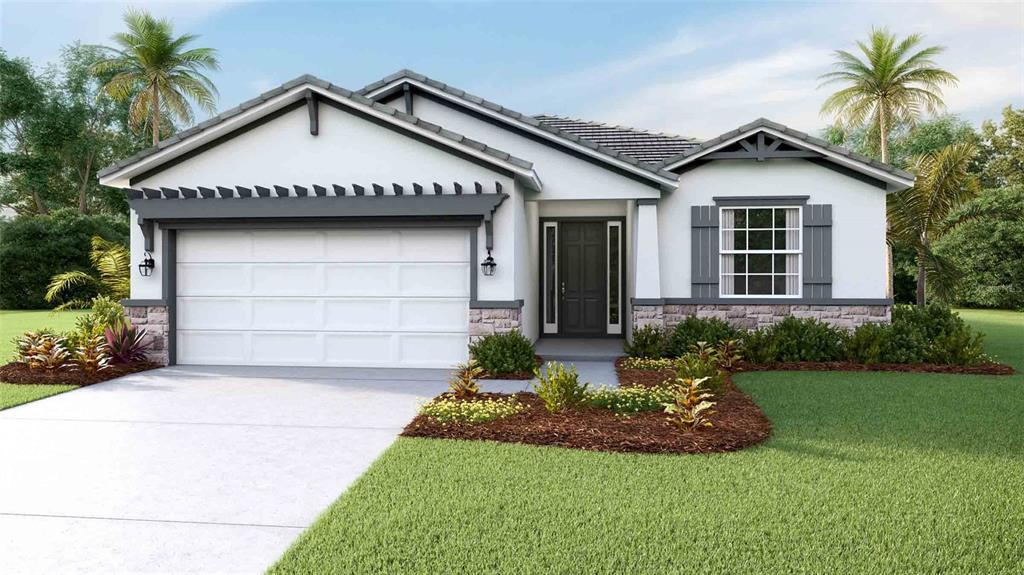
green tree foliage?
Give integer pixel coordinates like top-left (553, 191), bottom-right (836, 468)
top-left (976, 106), bottom-right (1024, 189)
top-left (819, 28), bottom-right (958, 163)
top-left (0, 209), bottom-right (128, 309)
top-left (934, 186), bottom-right (1024, 310)
top-left (93, 9), bottom-right (219, 145)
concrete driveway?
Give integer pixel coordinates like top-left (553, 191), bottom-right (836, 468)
top-left (0, 365), bottom-right (459, 574)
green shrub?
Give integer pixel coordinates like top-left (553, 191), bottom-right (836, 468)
top-left (890, 304), bottom-right (986, 365)
top-left (419, 396), bottom-right (523, 424)
top-left (468, 330), bottom-right (536, 375)
top-left (532, 362), bottom-right (589, 412)
top-left (741, 317), bottom-right (846, 363)
top-left (665, 317), bottom-right (741, 357)
top-left (0, 209), bottom-right (128, 309)
top-left (624, 325), bottom-right (667, 359)
top-left (587, 384), bottom-right (674, 417)
top-left (925, 327), bottom-right (986, 365)
top-left (845, 321), bottom-right (927, 364)
top-left (674, 350), bottom-right (727, 392)
top-left (67, 295), bottom-right (125, 348)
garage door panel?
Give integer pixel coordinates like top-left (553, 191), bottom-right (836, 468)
top-left (177, 231), bottom-right (253, 263)
top-left (251, 299), bottom-right (321, 330)
top-left (178, 331), bottom-right (247, 364)
top-left (398, 334), bottom-right (467, 365)
top-left (398, 263), bottom-right (469, 296)
top-left (324, 333), bottom-right (395, 365)
top-left (398, 300), bottom-right (468, 331)
top-left (178, 264), bottom-right (252, 296)
top-left (251, 332), bottom-right (321, 365)
top-left (177, 228), bottom-right (470, 368)
top-left (251, 264), bottom-right (320, 295)
top-left (177, 298), bottom-right (250, 330)
top-left (252, 231), bottom-right (326, 262)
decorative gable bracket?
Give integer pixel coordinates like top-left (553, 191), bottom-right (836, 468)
top-left (704, 132), bottom-right (822, 162)
top-left (305, 89), bottom-right (319, 136)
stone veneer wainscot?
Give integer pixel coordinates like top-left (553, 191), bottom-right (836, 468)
top-left (633, 303), bottom-right (891, 331)
top-left (125, 304), bottom-right (170, 365)
top-left (469, 307), bottom-right (523, 343)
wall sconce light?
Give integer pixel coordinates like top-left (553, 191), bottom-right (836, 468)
top-left (138, 252), bottom-right (155, 277)
top-left (480, 249), bottom-right (497, 276)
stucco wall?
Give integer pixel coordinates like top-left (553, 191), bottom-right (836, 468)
top-left (128, 103), bottom-right (519, 302)
top-left (662, 159), bottom-right (888, 299)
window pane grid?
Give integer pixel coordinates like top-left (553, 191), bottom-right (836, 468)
top-left (720, 207), bottom-right (801, 297)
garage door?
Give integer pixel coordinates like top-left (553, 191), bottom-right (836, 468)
top-left (175, 228), bottom-right (470, 368)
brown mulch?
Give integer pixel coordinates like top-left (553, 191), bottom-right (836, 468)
top-left (479, 355), bottom-right (544, 380)
top-left (734, 360), bottom-right (1015, 375)
top-left (0, 361), bottom-right (162, 386)
top-left (401, 377), bottom-right (772, 455)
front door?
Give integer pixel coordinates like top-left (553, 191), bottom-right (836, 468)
top-left (559, 222), bottom-right (607, 336)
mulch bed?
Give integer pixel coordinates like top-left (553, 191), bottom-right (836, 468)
top-left (0, 361), bottom-right (162, 386)
top-left (401, 377), bottom-right (772, 455)
top-left (479, 355), bottom-right (544, 380)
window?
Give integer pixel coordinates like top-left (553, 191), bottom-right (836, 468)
top-left (720, 207), bottom-right (800, 296)
top-left (607, 221), bottom-right (621, 334)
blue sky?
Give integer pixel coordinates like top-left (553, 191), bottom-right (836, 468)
top-left (3, 1), bottom-right (1021, 139)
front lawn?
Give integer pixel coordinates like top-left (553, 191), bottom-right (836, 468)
top-left (271, 309), bottom-right (1024, 574)
top-left (0, 309), bottom-right (89, 410)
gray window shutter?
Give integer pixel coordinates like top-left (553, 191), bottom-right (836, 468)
top-left (803, 204), bottom-right (832, 299)
top-left (691, 205), bottom-right (719, 299)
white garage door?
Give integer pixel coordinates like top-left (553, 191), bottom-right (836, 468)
top-left (175, 228), bottom-right (470, 368)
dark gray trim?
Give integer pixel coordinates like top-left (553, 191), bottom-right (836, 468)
top-left (630, 298), bottom-right (665, 306)
top-left (636, 198), bottom-right (659, 206)
top-left (803, 204), bottom-right (833, 298)
top-left (713, 195), bottom-right (809, 206)
top-left (660, 297), bottom-right (893, 305)
top-left (305, 90), bottom-right (319, 135)
top-left (806, 157), bottom-right (888, 190)
top-left (469, 299), bottom-right (524, 309)
top-left (162, 229), bottom-right (177, 366)
top-left (157, 218), bottom-right (481, 231)
top-left (139, 216), bottom-right (155, 252)
top-left (691, 205), bottom-right (719, 299)
top-left (469, 227), bottom-right (478, 304)
top-left (403, 84), bottom-right (413, 115)
top-left (121, 299), bottom-right (168, 307)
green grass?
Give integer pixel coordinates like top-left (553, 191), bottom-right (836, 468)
top-left (271, 309), bottom-right (1024, 574)
top-left (0, 309), bottom-right (89, 410)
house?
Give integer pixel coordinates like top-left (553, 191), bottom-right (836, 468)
top-left (97, 70), bottom-right (914, 368)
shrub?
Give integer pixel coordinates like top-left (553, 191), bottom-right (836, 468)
top-left (103, 321), bottom-right (149, 364)
top-left (0, 209), bottom-right (128, 309)
top-left (532, 362), bottom-right (589, 412)
top-left (890, 304), bottom-right (986, 365)
top-left (75, 334), bottom-right (111, 372)
top-left (65, 295), bottom-right (125, 349)
top-left (587, 384), bottom-right (674, 417)
top-left (845, 321), bottom-right (926, 364)
top-left (673, 350), bottom-right (727, 393)
top-left (715, 339), bottom-right (743, 370)
top-left (742, 317), bottom-right (846, 363)
top-left (665, 317), bottom-right (741, 357)
top-left (624, 325), bottom-right (667, 359)
top-left (468, 330), bottom-right (535, 375)
top-left (18, 332), bottom-right (73, 370)
top-left (926, 328), bottom-right (986, 366)
top-left (447, 361), bottom-right (484, 399)
top-left (663, 377), bottom-right (716, 430)
top-left (419, 396), bottom-right (523, 424)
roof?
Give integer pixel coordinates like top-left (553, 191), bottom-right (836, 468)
top-left (657, 118), bottom-right (915, 184)
top-left (534, 115), bottom-right (700, 164)
top-left (97, 74), bottom-right (537, 184)
top-left (358, 69), bottom-right (680, 185)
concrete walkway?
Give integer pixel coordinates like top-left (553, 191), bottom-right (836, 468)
top-left (0, 366), bottom-right (453, 574)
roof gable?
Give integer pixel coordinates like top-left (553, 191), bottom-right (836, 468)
top-left (658, 118), bottom-right (915, 191)
top-left (358, 69), bottom-right (679, 188)
top-left (98, 74), bottom-right (540, 190)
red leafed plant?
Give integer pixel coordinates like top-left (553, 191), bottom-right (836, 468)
top-left (103, 321), bottom-right (149, 364)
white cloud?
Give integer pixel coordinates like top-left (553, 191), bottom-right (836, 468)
top-left (943, 65), bottom-right (1024, 112)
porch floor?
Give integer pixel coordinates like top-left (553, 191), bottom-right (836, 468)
top-left (535, 338), bottom-right (625, 362)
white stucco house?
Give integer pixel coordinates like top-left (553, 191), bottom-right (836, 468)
top-left (97, 70), bottom-right (914, 368)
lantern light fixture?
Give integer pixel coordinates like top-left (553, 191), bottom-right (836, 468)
top-left (138, 252), bottom-right (155, 277)
top-left (480, 249), bottom-right (497, 277)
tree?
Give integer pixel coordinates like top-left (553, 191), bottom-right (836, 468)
top-left (46, 235), bottom-right (131, 310)
top-left (976, 106), bottom-right (1024, 188)
top-left (888, 143), bottom-right (980, 305)
top-left (819, 28), bottom-right (958, 164)
top-left (92, 8), bottom-right (219, 145)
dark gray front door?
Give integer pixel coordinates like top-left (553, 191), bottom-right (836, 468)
top-left (560, 222), bottom-right (606, 335)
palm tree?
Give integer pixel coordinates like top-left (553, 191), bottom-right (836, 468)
top-left (92, 9), bottom-right (219, 146)
top-left (819, 28), bottom-right (958, 164)
top-left (46, 236), bottom-right (131, 310)
top-left (888, 143), bottom-right (980, 305)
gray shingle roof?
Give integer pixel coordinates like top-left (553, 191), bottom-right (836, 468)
top-left (534, 115), bottom-right (700, 164)
top-left (656, 118), bottom-right (915, 181)
top-left (97, 74), bottom-right (534, 179)
top-left (358, 69), bottom-right (679, 183)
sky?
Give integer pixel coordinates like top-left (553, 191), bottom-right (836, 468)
top-left (2, 1), bottom-right (1022, 140)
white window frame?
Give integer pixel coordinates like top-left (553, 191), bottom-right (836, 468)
top-left (542, 221), bottom-right (559, 334)
top-left (718, 205), bottom-right (803, 298)
top-left (607, 221), bottom-right (622, 335)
